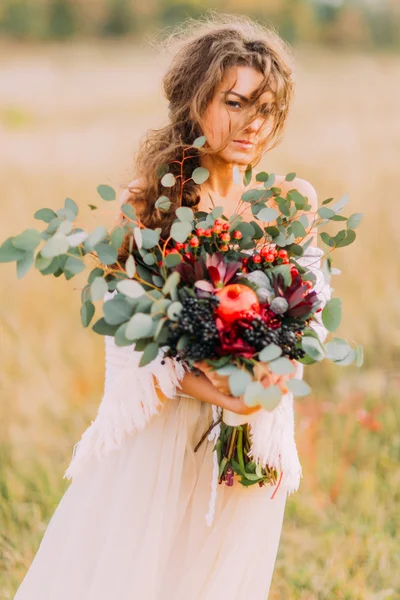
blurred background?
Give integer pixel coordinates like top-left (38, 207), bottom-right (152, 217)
top-left (0, 1), bottom-right (399, 598)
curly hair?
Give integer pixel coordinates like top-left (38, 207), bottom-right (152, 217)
top-left (114, 12), bottom-right (295, 267)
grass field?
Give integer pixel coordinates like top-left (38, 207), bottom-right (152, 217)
top-left (0, 40), bottom-right (399, 599)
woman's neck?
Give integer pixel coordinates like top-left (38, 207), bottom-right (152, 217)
top-left (199, 154), bottom-right (247, 199)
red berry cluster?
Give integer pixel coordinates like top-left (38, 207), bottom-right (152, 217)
top-left (193, 218), bottom-right (242, 253)
top-left (242, 246), bottom-right (290, 273)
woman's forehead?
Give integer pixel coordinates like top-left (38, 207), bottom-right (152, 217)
top-left (219, 65), bottom-right (277, 102)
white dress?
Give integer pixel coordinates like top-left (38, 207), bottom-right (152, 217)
top-left (13, 246), bottom-right (330, 600)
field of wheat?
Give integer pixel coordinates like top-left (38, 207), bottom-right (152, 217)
top-left (0, 40), bottom-right (399, 599)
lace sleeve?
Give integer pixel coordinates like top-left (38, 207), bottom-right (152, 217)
top-left (63, 290), bottom-right (188, 481)
top-left (296, 245), bottom-right (333, 344)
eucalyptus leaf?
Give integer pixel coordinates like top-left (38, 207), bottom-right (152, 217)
top-left (191, 167), bottom-right (209, 184)
top-left (81, 300), bottom-right (95, 327)
top-left (318, 207), bottom-right (336, 219)
top-left (34, 208), bottom-right (58, 223)
top-left (176, 207), bottom-right (194, 222)
top-left (97, 184), bottom-right (116, 201)
top-left (164, 252), bottom-right (182, 268)
top-left (88, 225), bottom-right (108, 248)
top-left (41, 233), bottom-right (69, 258)
top-left (243, 381), bottom-right (265, 407)
top-left (193, 135), bottom-right (207, 148)
top-left (125, 313), bottom-right (154, 340)
top-left (170, 221), bottom-right (192, 243)
top-left (125, 254), bottom-right (136, 278)
top-left (90, 276), bottom-right (108, 301)
top-left (134, 227), bottom-right (143, 249)
top-left (139, 342), bottom-right (159, 367)
top-left (95, 243), bottom-right (117, 265)
top-left (67, 231), bottom-right (88, 247)
top-left (269, 357), bottom-right (296, 375)
top-left (324, 338), bottom-right (352, 361)
top-left (65, 197), bottom-right (78, 216)
top-left (241, 189), bottom-right (265, 203)
top-left (117, 279), bottom-right (144, 298)
top-left (103, 295), bottom-right (134, 325)
top-left (141, 228), bottom-right (160, 250)
top-left (16, 250), bottom-right (34, 279)
top-left (111, 227), bottom-right (124, 250)
top-left (259, 386), bottom-right (282, 411)
top-left (64, 255), bottom-right (85, 276)
top-left (243, 165), bottom-right (252, 186)
top-left (92, 318), bottom-right (119, 336)
top-left (259, 343), bottom-right (282, 362)
top-left (287, 190), bottom-right (307, 209)
top-left (167, 301), bottom-right (183, 321)
top-left (155, 196), bottom-right (171, 211)
top-left (162, 271), bottom-right (180, 295)
top-left (228, 370), bottom-right (252, 397)
top-left (347, 213), bottom-right (364, 230)
top-left (285, 172), bottom-right (296, 182)
top-left (12, 229), bottom-right (42, 252)
top-left (290, 220), bottom-right (307, 238)
top-left (302, 336), bottom-right (325, 361)
top-left (322, 298), bottom-right (342, 331)
top-left (286, 379), bottom-right (311, 397)
top-left (355, 344), bottom-right (364, 367)
top-left (256, 207), bottom-right (279, 222)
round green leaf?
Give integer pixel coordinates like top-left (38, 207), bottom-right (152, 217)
top-left (256, 207), bottom-right (279, 222)
top-left (67, 231), bottom-right (88, 247)
top-left (95, 243), bottom-right (117, 265)
top-left (164, 252), bottom-right (182, 268)
top-left (155, 196), bottom-right (171, 211)
top-left (64, 255), bottom-right (85, 276)
top-left (65, 197), bottom-right (78, 216)
top-left (193, 135), bottom-right (207, 148)
top-left (92, 318), bottom-right (119, 336)
top-left (347, 213), bottom-right (363, 230)
top-left (41, 233), bottom-right (69, 258)
top-left (176, 207), bottom-right (194, 222)
top-left (134, 227), bottom-right (143, 250)
top-left (0, 237), bottom-right (25, 262)
top-left (285, 172), bottom-right (296, 182)
top-left (103, 295), bottom-right (134, 325)
top-left (162, 271), bottom-right (180, 295)
top-left (97, 184), bottom-right (116, 201)
top-left (161, 173), bottom-right (176, 187)
top-left (34, 208), bottom-right (58, 223)
top-left (241, 189), bottom-right (265, 203)
top-left (355, 344), bottom-right (364, 367)
top-left (322, 298), bottom-right (342, 332)
top-left (88, 225), bottom-right (108, 248)
top-left (259, 343), bottom-right (282, 362)
top-left (114, 322), bottom-right (133, 347)
top-left (167, 301), bottom-right (183, 321)
top-left (290, 220), bottom-right (307, 238)
top-left (58, 220), bottom-right (73, 235)
top-left (228, 370), bottom-right (252, 397)
top-left (111, 227), bottom-right (124, 250)
top-left (141, 229), bottom-right (160, 249)
top-left (143, 253), bottom-right (156, 266)
top-left (259, 385), bottom-right (282, 411)
top-left (139, 342), bottom-right (159, 367)
top-left (318, 207), bottom-right (336, 219)
top-left (125, 254), bottom-right (136, 278)
top-left (81, 300), bottom-right (95, 327)
top-left (191, 167), bottom-right (209, 184)
top-left (88, 267), bottom-right (104, 285)
top-left (125, 313), bottom-right (154, 340)
top-left (302, 336), bottom-right (325, 361)
top-left (91, 276), bottom-right (108, 301)
top-left (324, 338), bottom-right (352, 362)
top-left (243, 381), bottom-right (265, 407)
top-left (269, 357), bottom-right (296, 375)
top-left (17, 251), bottom-right (34, 279)
top-left (286, 379), bottom-right (311, 397)
top-left (255, 171), bottom-right (269, 182)
top-left (12, 229), bottom-right (42, 252)
top-left (170, 221), bottom-right (192, 244)
top-left (117, 279), bottom-right (144, 298)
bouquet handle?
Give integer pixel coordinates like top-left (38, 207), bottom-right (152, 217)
top-left (222, 408), bottom-right (249, 427)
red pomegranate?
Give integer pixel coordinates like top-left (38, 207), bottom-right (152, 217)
top-left (215, 284), bottom-right (260, 324)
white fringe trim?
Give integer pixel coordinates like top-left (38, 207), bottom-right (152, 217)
top-left (63, 339), bottom-right (187, 481)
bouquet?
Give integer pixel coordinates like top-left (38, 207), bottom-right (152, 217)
top-left (0, 135), bottom-right (363, 491)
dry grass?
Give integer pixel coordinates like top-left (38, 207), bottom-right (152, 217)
top-left (0, 40), bottom-right (399, 598)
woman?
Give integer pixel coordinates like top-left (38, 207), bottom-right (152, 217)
top-left (14, 14), bottom-right (325, 600)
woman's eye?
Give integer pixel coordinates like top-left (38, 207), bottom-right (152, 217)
top-left (226, 100), bottom-right (242, 109)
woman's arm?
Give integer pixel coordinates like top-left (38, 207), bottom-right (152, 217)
top-left (178, 369), bottom-right (262, 416)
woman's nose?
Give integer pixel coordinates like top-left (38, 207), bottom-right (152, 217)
top-left (243, 115), bottom-right (265, 133)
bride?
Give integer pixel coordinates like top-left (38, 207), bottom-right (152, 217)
top-left (14, 14), bottom-right (327, 600)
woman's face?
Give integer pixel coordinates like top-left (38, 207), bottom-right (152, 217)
top-left (199, 65), bottom-right (277, 166)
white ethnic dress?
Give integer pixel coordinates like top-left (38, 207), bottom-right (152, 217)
top-left (14, 245), bottom-right (330, 600)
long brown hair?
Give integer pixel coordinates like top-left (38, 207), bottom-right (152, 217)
top-left (115, 13), bottom-right (295, 267)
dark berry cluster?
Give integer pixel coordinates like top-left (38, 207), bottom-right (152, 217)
top-left (166, 295), bottom-right (220, 362)
top-left (239, 317), bottom-right (306, 360)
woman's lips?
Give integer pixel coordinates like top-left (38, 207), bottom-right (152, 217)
top-left (233, 140), bottom-right (254, 150)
